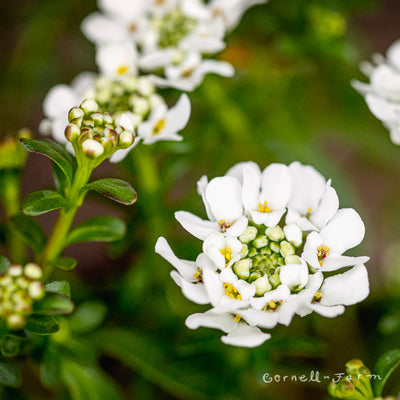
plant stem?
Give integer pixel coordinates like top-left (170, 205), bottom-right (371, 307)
top-left (40, 164), bottom-right (92, 279)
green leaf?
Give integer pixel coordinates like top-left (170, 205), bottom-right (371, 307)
top-left (372, 349), bottom-right (400, 396)
top-left (83, 178), bottom-right (137, 206)
top-left (52, 162), bottom-right (68, 195)
top-left (10, 213), bottom-right (46, 253)
top-left (20, 138), bottom-right (76, 184)
top-left (25, 315), bottom-right (59, 335)
top-left (1, 336), bottom-right (21, 357)
top-left (69, 301), bottom-right (107, 335)
top-left (48, 257), bottom-right (77, 271)
top-left (0, 256), bottom-right (11, 274)
top-left (66, 216), bottom-right (126, 245)
top-left (22, 190), bottom-right (68, 216)
top-left (45, 281), bottom-right (71, 299)
top-left (0, 360), bottom-right (22, 387)
top-left (34, 294), bottom-right (74, 316)
top-left (40, 343), bottom-right (60, 387)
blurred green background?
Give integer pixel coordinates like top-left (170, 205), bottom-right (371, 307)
top-left (2, 0), bottom-right (400, 399)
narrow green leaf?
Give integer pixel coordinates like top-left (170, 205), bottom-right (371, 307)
top-left (48, 257), bottom-right (77, 272)
top-left (22, 190), bottom-right (68, 216)
top-left (0, 360), bottom-right (22, 387)
top-left (20, 138), bottom-right (76, 184)
top-left (45, 281), bottom-right (71, 299)
top-left (83, 178), bottom-right (137, 206)
top-left (66, 216), bottom-right (126, 245)
top-left (25, 315), bottom-right (59, 335)
top-left (34, 294), bottom-right (74, 316)
top-left (10, 213), bottom-right (46, 253)
top-left (0, 256), bottom-right (11, 274)
top-left (40, 343), bottom-right (61, 387)
top-left (52, 161), bottom-right (68, 195)
top-left (69, 301), bottom-right (107, 335)
top-left (372, 349), bottom-right (400, 396)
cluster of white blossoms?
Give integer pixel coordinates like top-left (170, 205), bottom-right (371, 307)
top-left (82, 0), bottom-right (266, 92)
top-left (156, 161), bottom-right (370, 347)
top-left (0, 263), bottom-right (44, 329)
top-left (352, 39), bottom-right (400, 145)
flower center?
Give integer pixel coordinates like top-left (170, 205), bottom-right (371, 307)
top-left (220, 246), bottom-right (232, 265)
top-left (313, 291), bottom-right (323, 302)
top-left (223, 283), bottom-right (242, 300)
top-left (317, 245), bottom-right (330, 266)
top-left (262, 300), bottom-right (283, 312)
top-left (193, 267), bottom-right (203, 283)
top-left (257, 201), bottom-right (272, 213)
top-left (117, 65), bottom-right (129, 75)
top-left (218, 219), bottom-right (232, 233)
top-left (152, 119), bottom-right (166, 135)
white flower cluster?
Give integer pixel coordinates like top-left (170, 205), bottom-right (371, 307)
top-left (156, 161), bottom-right (370, 347)
top-left (82, 0), bottom-right (266, 91)
top-left (352, 39), bottom-right (400, 145)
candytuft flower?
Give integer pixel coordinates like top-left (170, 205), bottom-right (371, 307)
top-left (156, 161), bottom-right (369, 347)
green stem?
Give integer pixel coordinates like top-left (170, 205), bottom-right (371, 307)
top-left (40, 164), bottom-right (92, 279)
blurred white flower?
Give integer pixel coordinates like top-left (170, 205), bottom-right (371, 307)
top-left (156, 161), bottom-right (369, 347)
top-left (353, 39), bottom-right (400, 144)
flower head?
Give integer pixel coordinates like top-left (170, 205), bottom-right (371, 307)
top-left (156, 161), bottom-right (369, 347)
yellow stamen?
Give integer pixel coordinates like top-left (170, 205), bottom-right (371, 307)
top-left (182, 68), bottom-right (194, 78)
top-left (306, 207), bottom-right (312, 216)
top-left (117, 65), bottom-right (129, 75)
top-left (262, 300), bottom-right (283, 312)
top-left (317, 245), bottom-right (330, 266)
top-left (223, 283), bottom-right (242, 300)
top-left (257, 201), bottom-right (272, 213)
top-left (234, 314), bottom-right (241, 322)
top-left (152, 119), bottom-right (166, 136)
top-left (220, 247), bottom-right (232, 265)
top-left (218, 219), bottom-right (232, 233)
top-left (313, 291), bottom-right (323, 303)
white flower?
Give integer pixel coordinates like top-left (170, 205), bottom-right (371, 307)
top-left (146, 51), bottom-right (234, 92)
top-left (137, 93), bottom-right (191, 144)
top-left (353, 39), bottom-right (400, 145)
top-left (156, 161), bottom-right (370, 347)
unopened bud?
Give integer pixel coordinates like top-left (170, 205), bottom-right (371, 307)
top-left (253, 235), bottom-right (269, 249)
top-left (24, 263), bottom-right (42, 280)
top-left (8, 265), bottom-right (23, 277)
top-left (100, 136), bottom-right (116, 150)
top-left (239, 226), bottom-right (258, 244)
top-left (91, 112), bottom-right (104, 126)
top-left (70, 117), bottom-right (83, 127)
top-left (80, 99), bottom-right (98, 114)
top-left (266, 226), bottom-right (284, 241)
top-left (269, 241), bottom-right (280, 253)
top-left (284, 223), bottom-right (303, 247)
top-left (82, 117), bottom-right (94, 128)
top-left (103, 113), bottom-right (113, 124)
top-left (119, 131), bottom-right (134, 148)
top-left (6, 314), bottom-right (25, 329)
top-left (68, 107), bottom-right (84, 122)
top-left (65, 124), bottom-right (81, 142)
top-left (233, 259), bottom-right (251, 280)
top-left (280, 241), bottom-right (295, 257)
top-left (81, 139), bottom-right (104, 158)
top-left (28, 281), bottom-right (44, 300)
top-left (285, 255), bottom-right (302, 265)
top-left (254, 276), bottom-right (272, 296)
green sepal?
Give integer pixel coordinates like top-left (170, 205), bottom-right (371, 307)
top-left (66, 216), bottom-right (126, 245)
top-left (82, 178), bottom-right (137, 205)
top-left (34, 293), bottom-right (74, 316)
top-left (45, 281), bottom-right (71, 299)
top-left (20, 138), bottom-right (76, 185)
top-left (48, 257), bottom-right (77, 272)
top-left (0, 359), bottom-right (22, 387)
top-left (372, 349), bottom-right (400, 396)
top-left (22, 190), bottom-right (68, 216)
top-left (0, 255), bottom-right (11, 274)
top-left (25, 314), bottom-right (59, 335)
top-left (10, 213), bottom-right (46, 253)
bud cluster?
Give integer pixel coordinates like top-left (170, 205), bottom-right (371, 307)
top-left (89, 75), bottom-right (163, 123)
top-left (232, 222), bottom-right (303, 296)
top-left (0, 129), bottom-right (31, 170)
top-left (0, 263), bottom-right (44, 329)
top-left (328, 359), bottom-right (375, 400)
top-left (65, 99), bottom-right (135, 159)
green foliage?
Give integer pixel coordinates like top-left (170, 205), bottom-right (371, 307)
top-left (83, 178), bottom-right (137, 205)
top-left (34, 294), bottom-right (74, 316)
top-left (0, 360), bottom-right (22, 387)
top-left (20, 138), bottom-right (76, 185)
top-left (22, 190), bottom-right (68, 216)
top-left (48, 257), bottom-right (77, 271)
top-left (25, 315), bottom-right (59, 335)
top-left (0, 256), bottom-right (11, 274)
top-left (45, 281), bottom-right (72, 299)
top-left (372, 349), bottom-right (400, 397)
top-left (66, 216), bottom-right (126, 245)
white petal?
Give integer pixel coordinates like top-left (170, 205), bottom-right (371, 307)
top-left (155, 237), bottom-right (196, 281)
top-left (43, 85), bottom-right (78, 119)
top-left (175, 211), bottom-right (218, 240)
top-left (239, 309), bottom-right (279, 329)
top-left (185, 311), bottom-right (237, 333)
top-left (109, 141), bottom-right (138, 163)
top-left (321, 208), bottom-right (365, 254)
top-left (321, 254), bottom-right (370, 272)
top-left (250, 285), bottom-right (291, 310)
top-left (165, 94), bottom-right (191, 132)
top-left (310, 304), bottom-right (345, 318)
top-left (280, 261), bottom-right (309, 290)
top-left (260, 163), bottom-right (292, 210)
top-left (205, 176), bottom-right (243, 222)
top-left (387, 39), bottom-right (400, 70)
top-left (170, 271), bottom-right (210, 304)
top-left (221, 323), bottom-right (270, 347)
top-left (242, 162), bottom-right (262, 211)
top-left (225, 216), bottom-right (248, 237)
top-left (226, 161), bottom-right (261, 184)
top-left (320, 264), bottom-right (369, 306)
top-left (365, 93), bottom-right (399, 121)
top-left (203, 269), bottom-right (225, 306)
top-left (250, 209), bottom-right (285, 227)
top-left (309, 182), bottom-right (339, 229)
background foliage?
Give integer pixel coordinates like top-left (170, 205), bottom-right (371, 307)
top-left (1, 0), bottom-right (400, 399)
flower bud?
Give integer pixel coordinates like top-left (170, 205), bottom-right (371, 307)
top-left (285, 255), bottom-right (302, 265)
top-left (119, 131), bottom-right (134, 148)
top-left (239, 226), bottom-right (258, 244)
top-left (254, 276), bottom-right (272, 296)
top-left (7, 314), bottom-right (25, 329)
top-left (91, 112), bottom-right (104, 126)
top-left (103, 112), bottom-right (113, 124)
top-left (70, 117), bottom-right (83, 127)
top-left (24, 263), bottom-right (42, 280)
top-left (233, 259), bottom-right (251, 280)
top-left (28, 281), bottom-right (44, 300)
top-left (266, 226), bottom-right (284, 241)
top-left (81, 139), bottom-right (104, 158)
top-left (65, 124), bottom-right (81, 142)
top-left (82, 117), bottom-right (94, 128)
top-left (280, 241), bottom-right (295, 257)
top-left (68, 106), bottom-right (84, 122)
top-left (253, 235), bottom-right (269, 249)
top-left (269, 241), bottom-right (280, 253)
top-left (80, 99), bottom-right (99, 114)
top-left (8, 265), bottom-right (23, 277)
top-left (269, 273), bottom-right (281, 288)
top-left (283, 223), bottom-right (303, 247)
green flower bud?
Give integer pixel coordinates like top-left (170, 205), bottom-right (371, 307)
top-left (80, 99), bottom-right (99, 114)
top-left (24, 263), bottom-right (42, 280)
top-left (68, 106), bottom-right (84, 122)
top-left (119, 130), bottom-right (134, 148)
top-left (65, 124), bottom-right (81, 142)
top-left (280, 241), bottom-right (295, 257)
top-left (269, 273), bottom-right (281, 288)
top-left (28, 281), bottom-right (44, 300)
top-left (233, 259), bottom-right (251, 280)
top-left (8, 265), bottom-right (23, 277)
top-left (239, 226), bottom-right (258, 243)
top-left (285, 255), bottom-right (302, 265)
top-left (81, 139), bottom-right (104, 158)
top-left (253, 235), bottom-right (269, 249)
top-left (91, 112), bottom-right (104, 126)
top-left (70, 117), bottom-right (83, 127)
top-left (269, 242), bottom-right (280, 253)
top-left (254, 276), bottom-right (272, 296)
top-left (266, 226), bottom-right (284, 241)
top-left (6, 314), bottom-right (25, 329)
top-left (240, 244), bottom-right (249, 258)
top-left (82, 117), bottom-right (94, 128)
